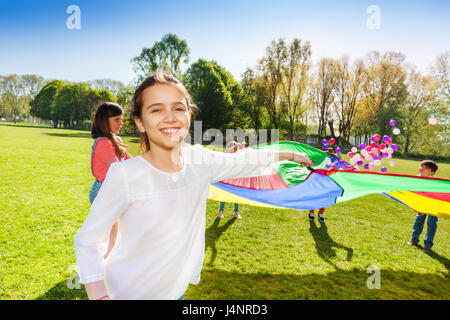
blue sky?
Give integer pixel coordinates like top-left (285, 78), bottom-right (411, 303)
top-left (1, 0), bottom-right (449, 84)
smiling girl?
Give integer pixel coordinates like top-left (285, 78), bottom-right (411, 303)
top-left (74, 71), bottom-right (314, 300)
top-left (89, 102), bottom-right (132, 259)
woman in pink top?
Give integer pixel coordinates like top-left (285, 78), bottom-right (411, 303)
top-left (89, 102), bottom-right (132, 258)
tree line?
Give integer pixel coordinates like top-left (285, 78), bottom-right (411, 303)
top-left (1, 33), bottom-right (448, 156)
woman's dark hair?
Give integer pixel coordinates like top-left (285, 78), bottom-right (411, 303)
top-left (131, 70), bottom-right (198, 154)
top-left (91, 101), bottom-right (128, 159)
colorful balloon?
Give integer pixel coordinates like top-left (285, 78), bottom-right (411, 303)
top-left (393, 128), bottom-right (401, 135)
top-left (379, 144), bottom-right (386, 150)
top-left (383, 135), bottom-right (390, 142)
top-left (364, 163), bottom-right (369, 169)
top-left (351, 147), bottom-right (357, 153)
top-left (366, 146), bottom-right (372, 152)
top-left (382, 152), bottom-right (389, 158)
top-left (336, 147), bottom-right (341, 153)
top-left (322, 139), bottom-right (328, 145)
top-left (348, 152), bottom-right (354, 158)
top-left (391, 144), bottom-right (398, 150)
top-left (360, 143), bottom-right (366, 149)
top-left (357, 160), bottom-right (364, 166)
top-left (381, 167), bottom-right (387, 173)
top-left (429, 118), bottom-right (438, 125)
top-left (389, 120), bottom-right (397, 126)
top-left (329, 138), bottom-right (335, 144)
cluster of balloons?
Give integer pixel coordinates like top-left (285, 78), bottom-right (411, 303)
top-left (322, 120), bottom-right (401, 173)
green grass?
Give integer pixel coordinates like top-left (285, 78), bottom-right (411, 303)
top-left (0, 122), bottom-right (449, 300)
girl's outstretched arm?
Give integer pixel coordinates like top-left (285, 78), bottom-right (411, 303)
top-left (200, 145), bottom-right (314, 183)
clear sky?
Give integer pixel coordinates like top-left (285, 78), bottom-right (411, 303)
top-left (1, 0), bottom-right (449, 84)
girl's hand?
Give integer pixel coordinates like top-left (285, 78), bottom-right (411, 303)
top-left (292, 152), bottom-right (314, 167)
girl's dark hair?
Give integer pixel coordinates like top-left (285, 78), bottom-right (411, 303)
top-left (91, 101), bottom-right (128, 159)
top-left (131, 70), bottom-right (198, 154)
top-left (421, 160), bottom-right (438, 173)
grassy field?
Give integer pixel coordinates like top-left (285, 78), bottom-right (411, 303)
top-left (0, 122), bottom-right (449, 300)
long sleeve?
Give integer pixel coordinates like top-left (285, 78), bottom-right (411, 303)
top-left (200, 145), bottom-right (277, 183)
top-left (74, 162), bottom-right (130, 284)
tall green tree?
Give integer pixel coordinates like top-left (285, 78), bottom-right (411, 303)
top-left (30, 80), bottom-right (66, 125)
top-left (332, 57), bottom-right (364, 143)
top-left (310, 58), bottom-right (339, 140)
top-left (184, 59), bottom-right (245, 134)
top-left (280, 38), bottom-right (311, 140)
top-left (131, 33), bottom-right (190, 80)
top-left (359, 51), bottom-right (408, 137)
top-left (51, 83), bottom-right (115, 129)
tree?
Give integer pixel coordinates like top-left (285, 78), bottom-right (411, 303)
top-left (332, 57), bottom-right (364, 143)
top-left (21, 74), bottom-right (46, 98)
top-left (87, 79), bottom-right (124, 97)
top-left (0, 75), bottom-right (24, 123)
top-left (240, 68), bottom-right (264, 138)
top-left (184, 59), bottom-right (244, 134)
top-left (399, 68), bottom-right (438, 153)
top-left (310, 58), bottom-right (339, 140)
top-left (30, 80), bottom-right (66, 125)
top-left (51, 83), bottom-right (115, 129)
top-left (359, 51), bottom-right (408, 137)
top-left (131, 33), bottom-right (190, 80)
top-left (116, 83), bottom-right (136, 134)
top-left (280, 38), bottom-right (311, 140)
top-left (256, 39), bottom-right (288, 130)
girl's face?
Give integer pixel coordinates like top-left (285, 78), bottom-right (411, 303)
top-left (135, 84), bottom-right (191, 150)
top-left (419, 164), bottom-right (434, 177)
top-left (109, 114), bottom-right (123, 135)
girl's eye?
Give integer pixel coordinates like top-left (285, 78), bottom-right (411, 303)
top-left (151, 109), bottom-right (161, 113)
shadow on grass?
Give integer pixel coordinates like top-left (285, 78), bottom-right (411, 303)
top-left (0, 123), bottom-right (54, 129)
top-left (45, 132), bottom-right (92, 139)
top-left (36, 280), bottom-right (87, 300)
top-left (414, 244), bottom-right (450, 272)
top-left (38, 266), bottom-right (449, 300)
top-left (205, 217), bottom-right (236, 267)
top-left (191, 267), bottom-right (449, 299)
top-left (44, 131), bottom-right (140, 144)
top-left (309, 220), bottom-right (353, 269)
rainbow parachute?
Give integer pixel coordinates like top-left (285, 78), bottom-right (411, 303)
top-left (207, 141), bottom-right (450, 219)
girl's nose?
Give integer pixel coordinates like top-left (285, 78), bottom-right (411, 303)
top-left (164, 110), bottom-right (176, 122)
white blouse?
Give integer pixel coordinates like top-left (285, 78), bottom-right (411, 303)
top-left (74, 144), bottom-right (277, 300)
